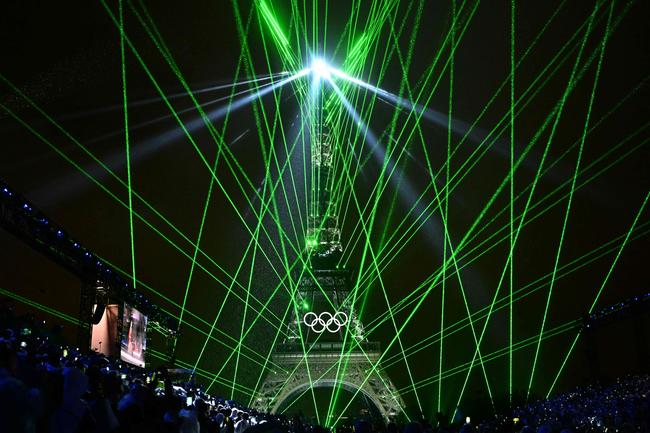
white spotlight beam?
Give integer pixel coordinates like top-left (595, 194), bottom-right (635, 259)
top-left (328, 67), bottom-right (525, 165)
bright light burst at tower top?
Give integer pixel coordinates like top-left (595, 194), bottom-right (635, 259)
top-left (310, 58), bottom-right (332, 79)
top-left (308, 58), bottom-right (362, 85)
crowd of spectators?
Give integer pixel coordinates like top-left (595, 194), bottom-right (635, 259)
top-left (446, 374), bottom-right (650, 432)
top-left (0, 305), bottom-right (648, 433)
top-left (0, 306), bottom-right (298, 433)
top-left (508, 376), bottom-right (650, 432)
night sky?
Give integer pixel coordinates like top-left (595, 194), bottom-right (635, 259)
top-left (1, 0), bottom-right (649, 422)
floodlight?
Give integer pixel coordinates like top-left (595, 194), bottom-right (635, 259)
top-left (311, 58), bottom-right (331, 78)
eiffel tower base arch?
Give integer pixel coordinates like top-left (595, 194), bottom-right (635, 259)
top-left (251, 348), bottom-right (404, 423)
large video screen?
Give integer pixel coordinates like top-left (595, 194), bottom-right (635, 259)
top-left (90, 304), bottom-right (119, 357)
top-left (120, 304), bottom-right (148, 367)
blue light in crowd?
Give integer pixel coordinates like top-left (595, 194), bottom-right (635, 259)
top-left (56, 230), bottom-right (63, 237)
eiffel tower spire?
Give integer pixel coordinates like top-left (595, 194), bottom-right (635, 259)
top-left (306, 99), bottom-right (342, 268)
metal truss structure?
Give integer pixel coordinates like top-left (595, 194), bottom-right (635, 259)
top-left (251, 102), bottom-right (404, 422)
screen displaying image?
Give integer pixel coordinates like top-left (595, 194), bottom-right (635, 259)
top-left (90, 304), bottom-right (119, 357)
top-left (120, 303), bottom-right (147, 367)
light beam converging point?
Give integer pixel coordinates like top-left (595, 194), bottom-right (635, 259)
top-left (310, 58), bottom-right (332, 79)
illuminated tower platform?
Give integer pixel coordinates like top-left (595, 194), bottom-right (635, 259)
top-left (251, 92), bottom-right (403, 421)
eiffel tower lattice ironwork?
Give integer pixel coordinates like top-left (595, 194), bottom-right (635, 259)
top-left (251, 94), bottom-right (404, 422)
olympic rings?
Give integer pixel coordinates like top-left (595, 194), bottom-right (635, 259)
top-left (302, 311), bottom-right (349, 333)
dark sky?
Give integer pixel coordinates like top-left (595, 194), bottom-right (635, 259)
top-left (1, 0), bottom-right (649, 421)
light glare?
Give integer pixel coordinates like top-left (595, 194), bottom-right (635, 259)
top-left (311, 58), bottom-right (331, 78)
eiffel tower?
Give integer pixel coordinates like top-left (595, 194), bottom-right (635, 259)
top-left (251, 92), bottom-right (404, 423)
